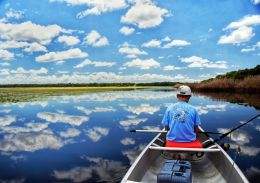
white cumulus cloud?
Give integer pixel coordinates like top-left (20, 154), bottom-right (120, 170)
top-left (0, 21), bottom-right (63, 45)
top-left (142, 37), bottom-right (190, 48)
top-left (36, 48), bottom-right (88, 63)
top-left (121, 0), bottom-right (169, 29)
top-left (219, 15), bottom-right (260, 44)
top-left (57, 35), bottom-right (80, 46)
top-left (0, 72), bottom-right (196, 84)
top-left (180, 56), bottom-right (228, 69)
top-left (124, 58), bottom-right (160, 70)
top-left (50, 0), bottom-right (128, 18)
top-left (0, 49), bottom-right (14, 60)
top-left (84, 30), bottom-right (109, 47)
top-left (162, 36), bottom-right (171, 42)
top-left (162, 40), bottom-right (191, 48)
top-left (0, 40), bottom-right (47, 53)
top-left (0, 67), bottom-right (48, 75)
top-left (163, 65), bottom-right (182, 71)
top-left (0, 40), bottom-right (29, 49)
top-left (119, 26), bottom-right (135, 36)
top-left (142, 39), bottom-right (161, 48)
top-left (241, 41), bottom-right (260, 53)
top-left (218, 26), bottom-right (255, 45)
top-left (74, 59), bottom-right (116, 68)
top-left (119, 45), bottom-right (147, 58)
top-left (6, 9), bottom-right (24, 19)
top-left (225, 15), bottom-right (260, 29)
top-left (23, 42), bottom-right (47, 53)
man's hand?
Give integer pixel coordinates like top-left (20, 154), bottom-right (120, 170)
top-left (164, 126), bottom-right (170, 131)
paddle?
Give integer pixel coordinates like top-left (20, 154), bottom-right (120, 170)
top-left (204, 113), bottom-right (260, 147)
top-left (129, 129), bottom-right (223, 135)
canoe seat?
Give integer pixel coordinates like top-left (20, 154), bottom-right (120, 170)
top-left (165, 139), bottom-right (202, 148)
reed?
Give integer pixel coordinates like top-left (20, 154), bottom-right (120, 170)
top-left (190, 75), bottom-right (260, 92)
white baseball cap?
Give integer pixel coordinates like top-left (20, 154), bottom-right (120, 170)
top-left (177, 85), bottom-right (192, 96)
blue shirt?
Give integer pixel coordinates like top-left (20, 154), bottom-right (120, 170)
top-left (161, 102), bottom-right (201, 142)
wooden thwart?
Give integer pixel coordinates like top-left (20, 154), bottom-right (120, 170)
top-left (149, 146), bottom-right (221, 152)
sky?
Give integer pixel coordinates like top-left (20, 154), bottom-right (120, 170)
top-left (0, 0), bottom-right (259, 84)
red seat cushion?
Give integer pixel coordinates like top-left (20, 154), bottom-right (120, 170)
top-left (166, 139), bottom-right (202, 148)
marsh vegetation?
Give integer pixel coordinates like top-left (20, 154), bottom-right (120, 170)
top-left (0, 86), bottom-right (159, 103)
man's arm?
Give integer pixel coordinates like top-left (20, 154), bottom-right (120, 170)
top-left (194, 125), bottom-right (199, 138)
top-left (164, 125), bottom-right (170, 131)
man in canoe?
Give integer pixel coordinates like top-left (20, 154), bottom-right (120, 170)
top-left (161, 85), bottom-right (202, 148)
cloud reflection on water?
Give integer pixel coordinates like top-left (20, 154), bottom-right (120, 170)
top-left (245, 166), bottom-right (260, 180)
top-left (229, 143), bottom-right (260, 157)
top-left (123, 103), bottom-right (160, 115)
top-left (120, 137), bottom-right (135, 146)
top-left (217, 128), bottom-right (259, 157)
top-left (59, 128), bottom-right (81, 138)
top-left (0, 178), bottom-right (25, 183)
top-left (217, 128), bottom-right (251, 145)
top-left (142, 125), bottom-right (161, 130)
top-left (37, 112), bottom-right (89, 126)
top-left (0, 109), bottom-right (12, 113)
top-left (0, 123), bottom-right (49, 134)
top-left (0, 89), bottom-right (258, 182)
top-left (119, 118), bottom-right (148, 127)
top-left (0, 116), bottom-right (16, 126)
top-left (122, 144), bottom-right (147, 165)
top-left (84, 127), bottom-right (109, 142)
top-left (0, 132), bottom-right (63, 152)
top-left (53, 156), bottom-right (127, 183)
top-left (76, 106), bottom-right (116, 115)
top-left (195, 104), bottom-right (227, 115)
top-left (56, 90), bottom-right (176, 103)
top-left (53, 166), bottom-right (92, 183)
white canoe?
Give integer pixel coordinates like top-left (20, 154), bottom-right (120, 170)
top-left (121, 129), bottom-right (249, 183)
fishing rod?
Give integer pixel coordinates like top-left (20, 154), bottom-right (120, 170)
top-left (129, 129), bottom-right (223, 135)
top-left (204, 113), bottom-right (260, 147)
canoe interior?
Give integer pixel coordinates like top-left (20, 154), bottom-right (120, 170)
top-left (122, 132), bottom-right (248, 183)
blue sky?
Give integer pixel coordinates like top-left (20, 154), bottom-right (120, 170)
top-left (0, 0), bottom-right (259, 84)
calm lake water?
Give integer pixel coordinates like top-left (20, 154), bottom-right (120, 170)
top-left (0, 89), bottom-right (259, 183)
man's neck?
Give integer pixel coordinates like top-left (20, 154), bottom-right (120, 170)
top-left (178, 99), bottom-right (189, 103)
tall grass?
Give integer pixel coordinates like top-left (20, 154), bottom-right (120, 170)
top-left (190, 75), bottom-right (260, 92)
top-left (194, 92), bottom-right (260, 109)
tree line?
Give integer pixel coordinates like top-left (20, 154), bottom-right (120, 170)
top-left (203, 65), bottom-right (260, 83)
top-left (190, 65), bottom-right (260, 92)
top-left (0, 82), bottom-right (180, 88)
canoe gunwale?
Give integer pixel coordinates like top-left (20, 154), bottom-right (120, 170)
top-left (121, 133), bottom-right (162, 183)
top-left (213, 142), bottom-right (249, 183)
top-left (121, 128), bottom-right (249, 183)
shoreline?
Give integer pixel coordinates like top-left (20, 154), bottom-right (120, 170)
top-left (0, 86), bottom-right (163, 92)
top-left (0, 86), bottom-right (165, 103)
top-left (188, 75), bottom-right (260, 93)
